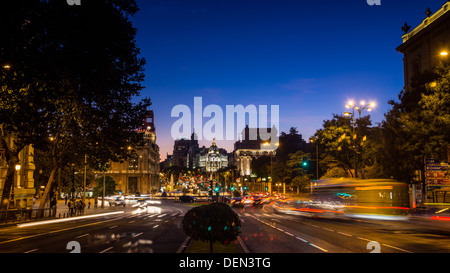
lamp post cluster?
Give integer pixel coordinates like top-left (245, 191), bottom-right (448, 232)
top-left (344, 100), bottom-right (376, 178)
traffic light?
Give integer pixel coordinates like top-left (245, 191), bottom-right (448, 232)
top-left (302, 157), bottom-right (308, 168)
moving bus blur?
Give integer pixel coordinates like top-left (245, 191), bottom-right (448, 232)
top-left (274, 178), bottom-right (410, 220)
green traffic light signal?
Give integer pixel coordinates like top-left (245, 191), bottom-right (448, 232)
top-left (302, 157), bottom-right (308, 167)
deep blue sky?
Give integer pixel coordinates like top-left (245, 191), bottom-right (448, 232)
top-left (131, 0), bottom-right (446, 161)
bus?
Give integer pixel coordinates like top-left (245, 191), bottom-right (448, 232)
top-left (274, 178), bottom-right (410, 220)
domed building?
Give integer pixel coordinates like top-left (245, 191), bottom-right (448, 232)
top-left (198, 139), bottom-right (228, 173)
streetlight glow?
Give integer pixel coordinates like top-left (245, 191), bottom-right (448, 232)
top-left (441, 51), bottom-right (448, 56)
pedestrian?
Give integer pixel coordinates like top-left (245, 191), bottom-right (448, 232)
top-left (94, 196), bottom-right (98, 208)
top-left (68, 199), bottom-right (74, 217)
top-left (65, 194), bottom-right (68, 205)
top-left (50, 196), bottom-right (57, 217)
top-left (88, 198), bottom-right (91, 209)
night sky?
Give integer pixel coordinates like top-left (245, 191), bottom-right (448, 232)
top-left (130, 0), bottom-right (446, 161)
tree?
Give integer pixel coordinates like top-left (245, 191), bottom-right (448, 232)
top-left (379, 65), bottom-right (449, 182)
top-left (93, 176), bottom-right (117, 198)
top-left (0, 0), bottom-right (151, 212)
top-left (313, 114), bottom-right (374, 178)
top-left (182, 202), bottom-right (241, 253)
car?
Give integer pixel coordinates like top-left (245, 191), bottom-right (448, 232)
top-left (178, 195), bottom-right (197, 203)
top-left (230, 197), bottom-right (244, 207)
top-left (109, 197), bottom-right (126, 207)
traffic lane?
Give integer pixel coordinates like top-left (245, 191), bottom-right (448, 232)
top-left (238, 205), bottom-right (409, 253)
top-left (237, 207), bottom-right (351, 253)
top-left (15, 211), bottom-right (184, 253)
top-left (75, 211), bottom-right (186, 253)
top-left (0, 201), bottom-right (188, 253)
top-left (0, 213), bottom-right (127, 253)
top-left (256, 204), bottom-right (450, 253)
top-left (272, 213), bottom-right (450, 253)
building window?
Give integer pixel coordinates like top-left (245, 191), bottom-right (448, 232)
top-left (128, 153), bottom-right (139, 171)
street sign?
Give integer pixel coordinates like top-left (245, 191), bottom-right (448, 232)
top-left (425, 164), bottom-right (448, 171)
top-left (425, 158), bottom-right (438, 165)
top-left (425, 178), bottom-right (450, 186)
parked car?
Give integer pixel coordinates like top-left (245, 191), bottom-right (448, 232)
top-left (178, 195), bottom-right (197, 203)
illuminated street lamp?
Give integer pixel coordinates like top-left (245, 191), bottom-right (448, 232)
top-left (344, 100), bottom-right (376, 178)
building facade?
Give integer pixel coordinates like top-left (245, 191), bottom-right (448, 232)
top-left (165, 133), bottom-right (229, 172)
top-left (397, 1), bottom-right (450, 91)
top-left (234, 125), bottom-right (278, 177)
top-left (0, 135), bottom-right (35, 209)
top-left (102, 110), bottom-right (160, 195)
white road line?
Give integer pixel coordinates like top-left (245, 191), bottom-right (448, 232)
top-left (309, 243), bottom-right (328, 252)
top-left (382, 243), bottom-right (413, 253)
top-left (109, 225), bottom-right (118, 229)
top-left (337, 231), bottom-right (352, 237)
top-left (132, 232), bottom-right (143, 238)
top-left (322, 227), bottom-right (334, 232)
top-left (128, 221), bottom-right (135, 224)
top-left (75, 233), bottom-right (89, 239)
top-left (1, 217), bottom-right (122, 245)
top-left (157, 214), bottom-right (167, 218)
top-left (357, 237), bottom-right (372, 242)
top-left (153, 225), bottom-right (159, 228)
top-left (24, 249), bottom-right (39, 253)
top-left (285, 232), bottom-right (294, 236)
top-left (99, 246), bottom-right (113, 253)
top-left (295, 236), bottom-right (308, 243)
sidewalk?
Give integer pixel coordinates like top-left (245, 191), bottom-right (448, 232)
top-left (32, 199), bottom-right (120, 218)
top-left (0, 199), bottom-right (122, 227)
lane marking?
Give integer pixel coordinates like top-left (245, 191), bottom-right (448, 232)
top-left (338, 231), bottom-right (352, 237)
top-left (75, 233), bottom-right (89, 239)
top-left (99, 246), bottom-right (113, 253)
top-left (24, 249), bottom-right (39, 253)
top-left (309, 243), bottom-right (328, 252)
top-left (0, 216), bottom-right (123, 245)
top-left (295, 236), bottom-right (308, 243)
top-left (382, 243), bottom-right (413, 253)
top-left (132, 232), bottom-right (143, 238)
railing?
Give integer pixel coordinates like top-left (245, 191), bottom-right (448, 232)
top-left (402, 2), bottom-right (450, 43)
top-left (0, 208), bottom-right (53, 224)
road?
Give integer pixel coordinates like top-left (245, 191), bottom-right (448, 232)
top-left (237, 203), bottom-right (450, 253)
top-left (0, 200), bottom-right (449, 253)
top-left (0, 200), bottom-right (190, 253)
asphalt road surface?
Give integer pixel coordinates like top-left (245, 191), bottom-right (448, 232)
top-left (0, 200), bottom-right (190, 253)
top-left (236, 203), bottom-right (450, 253)
top-left (0, 200), bottom-right (449, 253)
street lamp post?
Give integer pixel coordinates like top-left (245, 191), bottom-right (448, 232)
top-left (344, 100), bottom-right (375, 178)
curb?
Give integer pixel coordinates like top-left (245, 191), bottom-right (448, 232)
top-left (176, 236), bottom-right (250, 253)
top-left (176, 236), bottom-right (192, 253)
top-left (236, 236), bottom-right (250, 253)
